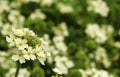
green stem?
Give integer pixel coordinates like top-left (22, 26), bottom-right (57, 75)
top-left (15, 62), bottom-right (20, 77)
top-left (56, 74), bottom-right (58, 77)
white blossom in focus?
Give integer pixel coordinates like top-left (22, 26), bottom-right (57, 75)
top-left (35, 45), bottom-right (47, 65)
top-left (12, 52), bottom-right (26, 64)
top-left (15, 38), bottom-right (28, 50)
top-left (23, 47), bottom-right (36, 60)
top-left (6, 34), bottom-right (16, 46)
top-left (6, 28), bottom-right (49, 64)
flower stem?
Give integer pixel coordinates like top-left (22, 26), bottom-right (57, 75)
top-left (15, 62), bottom-right (20, 77)
top-left (56, 74), bottom-right (58, 77)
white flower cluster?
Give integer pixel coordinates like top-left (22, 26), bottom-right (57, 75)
top-left (87, 0), bottom-right (109, 17)
top-left (43, 33), bottom-right (74, 75)
top-left (79, 68), bottom-right (113, 77)
top-left (85, 24), bottom-right (114, 43)
top-left (52, 22), bottom-right (69, 53)
top-left (6, 28), bottom-right (50, 64)
top-left (95, 47), bottom-right (111, 68)
top-left (5, 68), bottom-right (30, 77)
top-left (8, 10), bottom-right (25, 27)
top-left (53, 56), bottom-right (74, 75)
top-left (57, 2), bottom-right (73, 14)
top-left (53, 35), bottom-right (68, 53)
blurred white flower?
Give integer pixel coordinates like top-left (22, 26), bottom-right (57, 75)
top-left (0, 0), bottom-right (10, 13)
top-left (0, 51), bottom-right (15, 69)
top-left (1, 23), bottom-right (12, 35)
top-left (95, 47), bottom-right (111, 68)
top-left (5, 68), bottom-right (30, 77)
top-left (53, 22), bottom-right (69, 37)
top-left (87, 0), bottom-right (109, 17)
top-left (53, 67), bottom-right (63, 75)
top-left (8, 10), bottom-right (25, 27)
top-left (57, 3), bottom-right (73, 14)
top-left (53, 56), bottom-right (74, 74)
top-left (29, 9), bottom-right (46, 20)
top-left (85, 24), bottom-right (108, 43)
top-left (79, 68), bottom-right (113, 77)
top-left (40, 0), bottom-right (54, 6)
top-left (114, 41), bottom-right (120, 48)
top-left (53, 35), bottom-right (67, 53)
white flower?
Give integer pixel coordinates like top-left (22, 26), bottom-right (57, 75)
top-left (114, 41), bottom-right (120, 48)
top-left (23, 47), bottom-right (36, 60)
top-left (1, 23), bottom-right (12, 35)
top-left (54, 56), bottom-right (74, 74)
top-left (18, 68), bottom-right (30, 77)
top-left (15, 38), bottom-right (28, 50)
top-left (23, 28), bottom-right (35, 36)
top-left (53, 35), bottom-right (67, 53)
top-left (6, 34), bottom-right (16, 46)
top-left (12, 28), bottom-right (25, 37)
top-left (87, 0), bottom-right (109, 17)
top-left (35, 46), bottom-right (47, 65)
top-left (8, 10), bottom-right (25, 26)
top-left (79, 68), bottom-right (112, 77)
top-left (53, 67), bottom-right (63, 75)
top-left (95, 47), bottom-right (111, 68)
top-left (41, 0), bottom-right (54, 6)
top-left (57, 3), bottom-right (73, 14)
top-left (85, 24), bottom-right (108, 43)
top-left (12, 52), bottom-right (25, 64)
top-left (53, 22), bottom-right (69, 36)
top-left (65, 60), bottom-right (74, 68)
top-left (0, 0), bottom-right (10, 13)
top-left (5, 68), bottom-right (30, 77)
top-left (29, 9), bottom-right (46, 20)
top-left (0, 51), bottom-right (15, 69)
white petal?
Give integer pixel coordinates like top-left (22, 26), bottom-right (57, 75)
top-left (19, 57), bottom-right (25, 64)
top-left (12, 55), bottom-right (19, 61)
top-left (24, 55), bottom-right (30, 60)
top-left (30, 55), bottom-right (36, 60)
